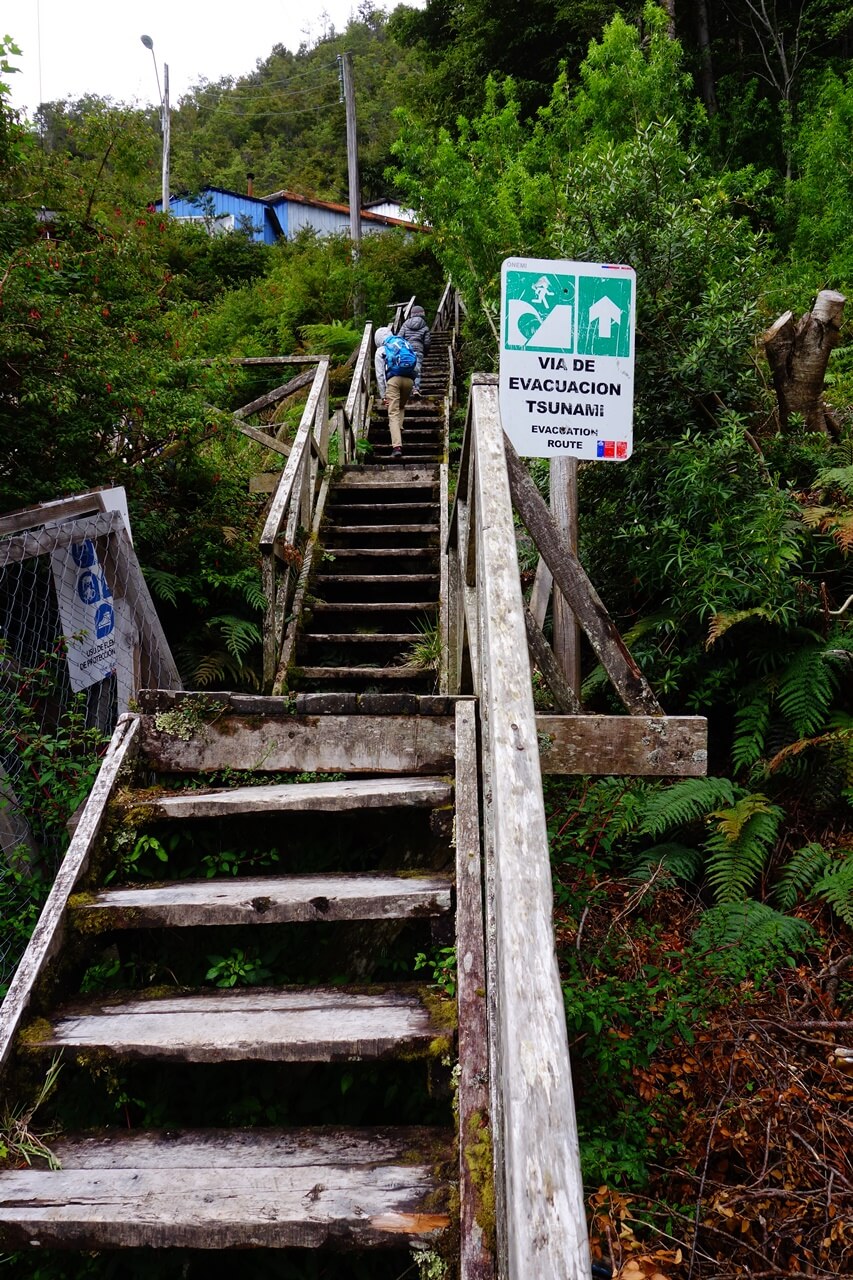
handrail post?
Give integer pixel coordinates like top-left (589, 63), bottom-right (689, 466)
top-left (470, 381), bottom-right (591, 1280)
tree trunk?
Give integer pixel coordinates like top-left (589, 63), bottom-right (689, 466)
top-left (660, 0), bottom-right (676, 38)
top-left (694, 0), bottom-right (717, 115)
top-left (763, 290), bottom-right (845, 436)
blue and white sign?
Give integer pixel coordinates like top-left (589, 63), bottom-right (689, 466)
top-left (51, 538), bottom-right (119, 691)
top-left (500, 256), bottom-right (636, 460)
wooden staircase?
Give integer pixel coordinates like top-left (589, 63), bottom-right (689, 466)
top-left (0, 697), bottom-right (474, 1271)
top-left (1, 295), bottom-right (700, 1277)
top-left (291, 328), bottom-right (450, 695)
top-left (0, 317), bottom-right (489, 1274)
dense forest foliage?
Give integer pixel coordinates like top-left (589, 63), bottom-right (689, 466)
top-left (3, 1), bottom-right (853, 1276)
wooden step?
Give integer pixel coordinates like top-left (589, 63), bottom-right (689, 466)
top-left (324, 524), bottom-right (439, 537)
top-left (327, 503), bottom-right (439, 518)
top-left (299, 633), bottom-right (427, 646)
top-left (310, 601), bottom-right (438, 613)
top-left (23, 985), bottom-right (455, 1063)
top-left (322, 548), bottom-right (437, 559)
top-left (71, 872), bottom-right (453, 928)
top-left (132, 776), bottom-right (452, 821)
top-left (336, 468), bottom-right (438, 487)
top-left (0, 1126), bottom-right (452, 1250)
top-left (296, 667), bottom-right (435, 684)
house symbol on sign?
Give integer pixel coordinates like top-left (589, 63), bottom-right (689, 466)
top-left (588, 295), bottom-right (623, 339)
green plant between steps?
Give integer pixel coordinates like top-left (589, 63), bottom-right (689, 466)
top-left (406, 617), bottom-right (442, 673)
top-left (0, 1056), bottom-right (63, 1171)
top-left (414, 945), bottom-right (457, 998)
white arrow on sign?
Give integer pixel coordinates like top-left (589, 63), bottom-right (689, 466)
top-left (588, 295), bottom-right (623, 338)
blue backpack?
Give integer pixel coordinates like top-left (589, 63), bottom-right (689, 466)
top-left (384, 334), bottom-right (418, 378)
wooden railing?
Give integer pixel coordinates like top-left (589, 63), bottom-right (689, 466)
top-left (260, 358), bottom-right (330, 692)
top-left (446, 378), bottom-right (591, 1280)
top-left (341, 322), bottom-right (374, 462)
top-left (390, 294), bottom-right (415, 333)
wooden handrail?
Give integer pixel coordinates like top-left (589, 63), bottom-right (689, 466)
top-left (448, 380), bottom-right (591, 1279)
top-left (343, 323), bottom-right (374, 461)
top-left (260, 359), bottom-right (330, 690)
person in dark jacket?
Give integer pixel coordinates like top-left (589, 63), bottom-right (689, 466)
top-left (398, 304), bottom-right (431, 396)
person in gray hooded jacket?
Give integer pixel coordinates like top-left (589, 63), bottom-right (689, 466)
top-left (398, 304), bottom-right (432, 396)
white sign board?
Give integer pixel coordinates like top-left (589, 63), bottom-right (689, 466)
top-left (50, 537), bottom-right (120, 692)
top-left (499, 256), bottom-right (636, 460)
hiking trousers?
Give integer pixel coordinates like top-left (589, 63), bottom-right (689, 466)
top-left (386, 376), bottom-right (413, 449)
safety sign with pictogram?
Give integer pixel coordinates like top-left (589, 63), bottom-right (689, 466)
top-left (50, 537), bottom-right (118, 691)
top-left (500, 256), bottom-right (635, 460)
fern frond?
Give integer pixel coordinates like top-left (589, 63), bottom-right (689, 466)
top-left (706, 607), bottom-right (773, 648)
top-left (828, 512), bottom-right (853, 554)
top-left (630, 842), bottom-right (702, 882)
top-left (815, 464), bottom-right (853, 499)
top-left (732, 690), bottom-right (772, 773)
top-left (798, 504), bottom-right (835, 529)
top-left (144, 568), bottom-right (187, 606)
top-left (639, 777), bottom-right (735, 839)
top-left (621, 609), bottom-right (676, 646)
top-left (242, 580), bottom-right (268, 612)
top-left (766, 726), bottom-right (853, 773)
top-left (777, 645), bottom-right (837, 737)
top-left (811, 857), bottom-right (853, 927)
top-left (704, 795), bottom-right (783, 902)
top-left (774, 842), bottom-right (831, 911)
top-left (208, 615), bottom-right (262, 659)
top-left (192, 651), bottom-right (228, 687)
top-left (691, 900), bottom-right (815, 974)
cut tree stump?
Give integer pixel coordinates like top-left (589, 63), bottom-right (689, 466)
top-left (763, 290), bottom-right (846, 436)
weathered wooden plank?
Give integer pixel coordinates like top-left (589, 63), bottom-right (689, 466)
top-left (233, 368), bottom-right (315, 420)
top-left (0, 1126), bottom-right (451, 1251)
top-left (439, 462), bottom-right (451, 695)
top-left (139, 776), bottom-right (452, 821)
top-left (260, 360), bottom-right (329, 552)
top-left (528, 557), bottom-right (552, 630)
top-left (0, 509), bottom-right (119, 567)
top-left (199, 355), bottom-right (324, 366)
top-left (274, 470), bottom-right (332, 693)
top-left (236, 421), bottom-right (292, 458)
top-left (295, 666), bottom-right (432, 682)
top-left (550, 458), bottom-right (582, 695)
top-left (471, 382), bottom-right (591, 1280)
top-left (0, 716), bottom-right (141, 1073)
top-left (503, 435), bottom-right (663, 718)
top-left (523, 605), bottom-right (583, 715)
top-left (335, 469), bottom-right (438, 489)
top-left (535, 715), bottom-right (708, 776)
top-left (0, 491), bottom-right (105, 538)
top-left (249, 472), bottom-right (282, 493)
top-left (72, 872), bottom-right (453, 928)
top-left (455, 702), bottom-right (496, 1280)
top-left (25, 985), bottom-right (456, 1063)
top-left (108, 524), bottom-right (183, 695)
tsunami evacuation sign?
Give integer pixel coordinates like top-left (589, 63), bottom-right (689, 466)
top-left (499, 256), bottom-right (636, 460)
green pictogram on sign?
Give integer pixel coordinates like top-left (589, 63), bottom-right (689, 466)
top-left (503, 269), bottom-right (575, 353)
top-left (576, 276), bottom-right (632, 357)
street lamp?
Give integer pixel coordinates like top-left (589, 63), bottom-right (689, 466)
top-left (140, 34), bottom-right (170, 215)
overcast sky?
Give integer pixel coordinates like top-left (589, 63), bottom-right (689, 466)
top-left (3, 0), bottom-right (423, 115)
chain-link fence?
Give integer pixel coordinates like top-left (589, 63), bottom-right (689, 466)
top-left (0, 494), bottom-right (181, 991)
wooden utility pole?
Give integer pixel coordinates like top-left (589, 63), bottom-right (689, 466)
top-left (161, 62), bottom-right (171, 215)
top-left (339, 52), bottom-right (361, 249)
top-left (550, 459), bottom-right (581, 697)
